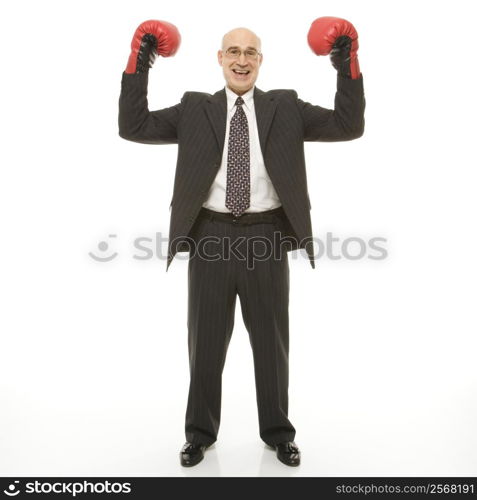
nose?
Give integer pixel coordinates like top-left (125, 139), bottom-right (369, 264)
top-left (235, 62), bottom-right (248, 71)
top-left (237, 52), bottom-right (247, 65)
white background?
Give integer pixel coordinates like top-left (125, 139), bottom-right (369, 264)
top-left (1, 0), bottom-right (476, 477)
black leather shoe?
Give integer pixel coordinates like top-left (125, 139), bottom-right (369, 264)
top-left (275, 441), bottom-right (301, 466)
top-left (180, 442), bottom-right (208, 467)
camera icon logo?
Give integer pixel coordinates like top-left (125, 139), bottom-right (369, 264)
top-left (3, 481), bottom-right (20, 496)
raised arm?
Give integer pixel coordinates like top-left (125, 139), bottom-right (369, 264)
top-left (298, 16), bottom-right (365, 142)
top-left (118, 19), bottom-right (183, 145)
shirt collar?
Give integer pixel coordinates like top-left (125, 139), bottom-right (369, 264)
top-left (225, 85), bottom-right (255, 112)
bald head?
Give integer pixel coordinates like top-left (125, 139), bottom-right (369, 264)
top-left (218, 26), bottom-right (263, 96)
top-left (221, 27), bottom-right (261, 52)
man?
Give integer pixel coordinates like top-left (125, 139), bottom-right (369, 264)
top-left (118, 17), bottom-right (365, 467)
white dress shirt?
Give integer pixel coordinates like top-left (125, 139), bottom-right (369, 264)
top-left (202, 85), bottom-right (282, 213)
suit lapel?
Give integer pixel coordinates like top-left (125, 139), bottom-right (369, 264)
top-left (253, 87), bottom-right (277, 155)
top-left (205, 86), bottom-right (277, 154)
top-left (205, 89), bottom-right (227, 152)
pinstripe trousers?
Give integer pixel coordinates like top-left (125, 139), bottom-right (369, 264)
top-left (184, 207), bottom-right (296, 447)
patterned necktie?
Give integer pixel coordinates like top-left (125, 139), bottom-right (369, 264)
top-left (225, 96), bottom-right (250, 217)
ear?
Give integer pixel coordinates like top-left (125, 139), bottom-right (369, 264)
top-left (217, 50), bottom-right (223, 66)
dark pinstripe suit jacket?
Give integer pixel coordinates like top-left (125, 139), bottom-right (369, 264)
top-left (118, 71), bottom-right (365, 270)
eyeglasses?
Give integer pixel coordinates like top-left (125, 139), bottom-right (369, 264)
top-left (224, 48), bottom-right (262, 60)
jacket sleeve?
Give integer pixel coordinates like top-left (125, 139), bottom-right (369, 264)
top-left (118, 71), bottom-right (186, 145)
top-left (296, 74), bottom-right (365, 142)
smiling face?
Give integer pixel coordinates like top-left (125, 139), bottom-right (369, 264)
top-left (218, 28), bottom-right (263, 95)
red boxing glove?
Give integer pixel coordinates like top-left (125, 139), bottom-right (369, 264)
top-left (307, 16), bottom-right (360, 79)
top-left (125, 20), bottom-right (181, 74)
